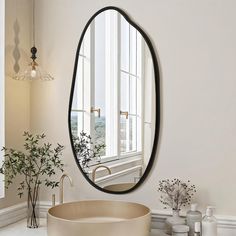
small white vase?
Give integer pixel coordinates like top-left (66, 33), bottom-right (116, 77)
top-left (165, 209), bottom-right (186, 235)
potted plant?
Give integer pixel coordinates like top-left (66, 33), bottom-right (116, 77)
top-left (158, 178), bottom-right (196, 235)
top-left (0, 132), bottom-right (64, 228)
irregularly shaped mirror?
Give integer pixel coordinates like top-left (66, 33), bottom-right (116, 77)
top-left (69, 7), bottom-right (160, 193)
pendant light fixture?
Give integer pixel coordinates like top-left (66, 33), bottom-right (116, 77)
top-left (13, 0), bottom-right (54, 81)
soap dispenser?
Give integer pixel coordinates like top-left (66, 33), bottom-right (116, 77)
top-left (202, 206), bottom-right (217, 236)
top-left (186, 203), bottom-right (202, 236)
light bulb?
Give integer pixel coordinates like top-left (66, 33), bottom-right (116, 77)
top-left (31, 69), bottom-right (37, 78)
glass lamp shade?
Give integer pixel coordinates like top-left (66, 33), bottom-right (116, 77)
top-left (13, 61), bottom-right (54, 81)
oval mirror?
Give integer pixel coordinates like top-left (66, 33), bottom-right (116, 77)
top-left (69, 6), bottom-right (160, 194)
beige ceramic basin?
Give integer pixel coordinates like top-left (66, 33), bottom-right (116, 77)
top-left (47, 200), bottom-right (151, 236)
top-left (103, 183), bottom-right (136, 191)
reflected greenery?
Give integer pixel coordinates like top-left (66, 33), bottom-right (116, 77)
top-left (72, 131), bottom-right (105, 174)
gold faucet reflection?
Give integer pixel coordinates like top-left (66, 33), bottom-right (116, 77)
top-left (92, 165), bottom-right (112, 182)
top-left (59, 173), bottom-right (73, 204)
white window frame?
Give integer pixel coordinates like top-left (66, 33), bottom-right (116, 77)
top-left (72, 12), bottom-right (145, 166)
top-left (90, 13), bottom-right (144, 164)
top-left (0, 0), bottom-right (5, 199)
top-left (71, 27), bottom-right (92, 137)
top-left (118, 14), bottom-right (144, 158)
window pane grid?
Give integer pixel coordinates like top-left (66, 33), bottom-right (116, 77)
top-left (120, 69), bottom-right (141, 79)
top-left (72, 39), bottom-right (86, 136)
top-left (72, 14), bottom-right (144, 165)
top-left (71, 111), bottom-right (85, 136)
top-left (120, 19), bottom-right (142, 155)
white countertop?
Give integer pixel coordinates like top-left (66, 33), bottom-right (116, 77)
top-left (0, 219), bottom-right (47, 236)
top-left (0, 219), bottom-right (168, 236)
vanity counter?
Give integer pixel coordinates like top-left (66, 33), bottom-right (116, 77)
top-left (0, 219), bottom-right (167, 236)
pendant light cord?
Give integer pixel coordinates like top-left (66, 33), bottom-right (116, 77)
top-left (32, 0), bottom-right (35, 47)
top-left (31, 0), bottom-right (37, 61)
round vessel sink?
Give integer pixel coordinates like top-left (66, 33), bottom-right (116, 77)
top-left (47, 200), bottom-right (151, 236)
top-left (103, 183), bottom-right (136, 191)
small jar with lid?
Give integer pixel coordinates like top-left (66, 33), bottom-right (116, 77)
top-left (172, 225), bottom-right (190, 236)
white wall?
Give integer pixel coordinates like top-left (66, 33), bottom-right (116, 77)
top-left (18, 0), bottom-right (236, 216)
top-left (0, 0), bottom-right (31, 208)
top-left (0, 0), bottom-right (5, 199)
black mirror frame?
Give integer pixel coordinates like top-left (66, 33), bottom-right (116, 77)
top-left (68, 6), bottom-right (160, 194)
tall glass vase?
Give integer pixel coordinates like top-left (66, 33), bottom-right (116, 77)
top-left (27, 185), bottom-right (39, 228)
top-left (165, 209), bottom-right (186, 235)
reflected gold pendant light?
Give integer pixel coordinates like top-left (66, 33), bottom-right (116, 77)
top-left (13, 0), bottom-right (54, 81)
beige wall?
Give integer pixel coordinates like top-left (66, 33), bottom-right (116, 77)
top-left (3, 0), bottom-right (236, 216)
top-left (31, 0), bottom-right (236, 216)
top-left (0, 0), bottom-right (31, 208)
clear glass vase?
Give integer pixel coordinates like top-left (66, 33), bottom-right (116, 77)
top-left (27, 186), bottom-right (39, 228)
top-left (165, 209), bottom-right (186, 235)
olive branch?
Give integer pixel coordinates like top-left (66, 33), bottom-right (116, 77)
top-left (0, 131), bottom-right (64, 198)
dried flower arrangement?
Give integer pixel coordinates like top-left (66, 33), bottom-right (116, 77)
top-left (158, 178), bottom-right (196, 210)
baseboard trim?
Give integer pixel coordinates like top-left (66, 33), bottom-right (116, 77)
top-left (217, 215), bottom-right (236, 229)
top-left (0, 202), bottom-right (27, 228)
top-left (0, 201), bottom-right (236, 234)
top-left (39, 201), bottom-right (54, 218)
top-left (151, 210), bottom-right (236, 230)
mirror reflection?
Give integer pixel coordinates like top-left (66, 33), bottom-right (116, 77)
top-left (70, 9), bottom-right (156, 192)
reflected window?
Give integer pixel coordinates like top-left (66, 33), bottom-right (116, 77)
top-left (71, 27), bottom-right (91, 136)
top-left (120, 16), bottom-right (142, 155)
top-left (71, 11), bottom-right (144, 163)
